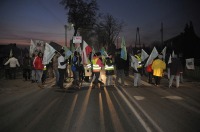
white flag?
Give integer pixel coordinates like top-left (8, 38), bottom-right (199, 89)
top-left (131, 55), bottom-right (139, 71)
top-left (141, 49), bottom-right (149, 61)
top-left (186, 58), bottom-right (195, 70)
top-left (120, 37), bottom-right (127, 60)
top-left (9, 49), bottom-right (13, 57)
top-left (168, 54), bottom-right (172, 64)
top-left (145, 47), bottom-right (158, 67)
top-left (42, 43), bottom-right (56, 65)
top-left (63, 46), bottom-right (72, 59)
top-left (172, 50), bottom-right (175, 58)
top-left (29, 39), bottom-right (36, 56)
top-left (161, 46), bottom-right (167, 61)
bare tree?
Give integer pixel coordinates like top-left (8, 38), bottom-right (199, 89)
top-left (60, 0), bottom-right (99, 36)
top-left (94, 14), bottom-right (123, 53)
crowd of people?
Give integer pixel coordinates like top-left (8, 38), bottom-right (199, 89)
top-left (2, 47), bottom-right (184, 89)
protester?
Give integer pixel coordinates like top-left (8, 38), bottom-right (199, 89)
top-left (52, 51), bottom-right (59, 86)
top-left (168, 55), bottom-right (183, 88)
top-left (115, 49), bottom-right (126, 86)
top-left (146, 63), bottom-right (153, 84)
top-left (71, 51), bottom-right (82, 87)
top-left (58, 49), bottom-right (68, 89)
top-left (3, 57), bottom-right (10, 79)
top-left (105, 53), bottom-right (114, 86)
top-left (133, 50), bottom-right (143, 87)
top-left (23, 53), bottom-right (31, 81)
top-left (4, 54), bottom-right (20, 79)
top-left (77, 52), bottom-right (84, 83)
top-left (91, 52), bottom-right (104, 89)
top-left (151, 55), bottom-right (166, 86)
top-left (33, 52), bottom-right (44, 88)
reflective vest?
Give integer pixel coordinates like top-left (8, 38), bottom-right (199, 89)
top-left (135, 55), bottom-right (142, 68)
top-left (92, 58), bottom-right (101, 72)
top-left (105, 60), bottom-right (114, 71)
top-left (86, 64), bottom-right (91, 69)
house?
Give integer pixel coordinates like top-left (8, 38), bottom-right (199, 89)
top-left (164, 21), bottom-right (200, 59)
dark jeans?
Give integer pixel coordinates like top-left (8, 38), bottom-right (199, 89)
top-left (154, 76), bottom-right (161, 85)
top-left (93, 72), bottom-right (100, 85)
top-left (23, 68), bottom-right (31, 80)
top-left (148, 72), bottom-right (153, 83)
top-left (58, 68), bottom-right (66, 88)
top-left (5, 68), bottom-right (10, 79)
top-left (42, 70), bottom-right (47, 83)
top-left (9, 67), bottom-right (17, 79)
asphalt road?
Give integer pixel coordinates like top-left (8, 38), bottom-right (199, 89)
top-left (0, 73), bottom-right (200, 132)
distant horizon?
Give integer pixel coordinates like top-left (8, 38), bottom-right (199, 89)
top-left (1, 0), bottom-right (200, 47)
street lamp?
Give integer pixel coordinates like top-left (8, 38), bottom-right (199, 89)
top-left (64, 25), bottom-right (67, 46)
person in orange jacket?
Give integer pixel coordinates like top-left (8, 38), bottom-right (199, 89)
top-left (146, 63), bottom-right (153, 84)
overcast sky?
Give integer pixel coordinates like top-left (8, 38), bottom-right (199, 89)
top-left (0, 0), bottom-right (200, 47)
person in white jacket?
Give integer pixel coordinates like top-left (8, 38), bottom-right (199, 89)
top-left (4, 55), bottom-right (20, 79)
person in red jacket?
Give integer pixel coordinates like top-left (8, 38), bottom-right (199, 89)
top-left (33, 52), bottom-right (44, 88)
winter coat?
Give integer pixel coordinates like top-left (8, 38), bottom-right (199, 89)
top-left (169, 58), bottom-right (183, 75)
top-left (4, 57), bottom-right (20, 68)
top-left (151, 59), bottom-right (166, 77)
top-left (146, 64), bottom-right (153, 73)
top-left (33, 56), bottom-right (44, 70)
top-left (115, 54), bottom-right (126, 70)
top-left (23, 56), bottom-right (31, 69)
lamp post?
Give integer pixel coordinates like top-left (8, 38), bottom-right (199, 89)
top-left (64, 23), bottom-right (74, 47)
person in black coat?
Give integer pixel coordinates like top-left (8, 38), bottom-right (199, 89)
top-left (105, 53), bottom-right (114, 86)
top-left (168, 55), bottom-right (183, 88)
top-left (115, 49), bottom-right (126, 86)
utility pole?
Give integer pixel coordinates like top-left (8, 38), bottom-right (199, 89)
top-left (161, 22), bottom-right (163, 45)
top-left (64, 25), bottom-right (68, 46)
top-left (135, 27), bottom-right (141, 49)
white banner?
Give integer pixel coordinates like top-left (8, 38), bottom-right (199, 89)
top-left (141, 49), bottom-right (149, 61)
top-left (42, 43), bottom-right (56, 65)
top-left (186, 58), bottom-right (195, 70)
top-left (145, 47), bottom-right (158, 67)
top-left (131, 55), bottom-right (139, 71)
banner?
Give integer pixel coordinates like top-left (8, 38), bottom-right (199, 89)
top-left (141, 49), bottom-right (149, 61)
top-left (120, 37), bottom-right (127, 60)
top-left (186, 58), bottom-right (195, 70)
top-left (82, 41), bottom-right (92, 64)
top-left (145, 47), bottom-right (158, 67)
top-left (168, 54), bottom-right (172, 64)
top-left (42, 43), bottom-right (56, 65)
top-left (63, 46), bottom-right (72, 59)
top-left (161, 46), bottom-right (167, 61)
top-left (100, 47), bottom-right (108, 57)
top-left (131, 55), bottom-right (139, 71)
top-left (29, 39), bottom-right (36, 56)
